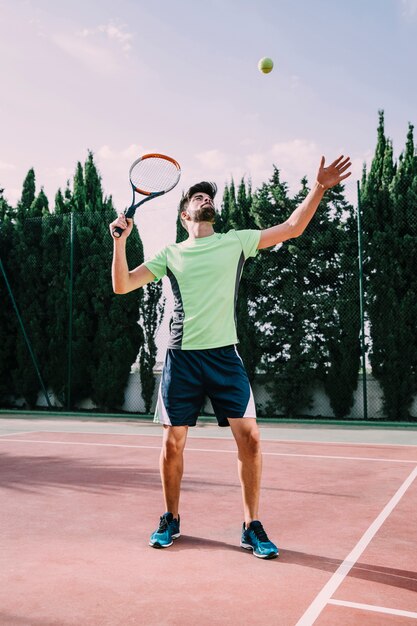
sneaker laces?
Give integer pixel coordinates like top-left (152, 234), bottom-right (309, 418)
top-left (157, 515), bottom-right (170, 532)
top-left (250, 522), bottom-right (269, 542)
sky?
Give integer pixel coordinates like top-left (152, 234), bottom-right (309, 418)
top-left (1, 0), bottom-right (417, 257)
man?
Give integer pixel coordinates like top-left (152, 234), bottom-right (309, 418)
top-left (110, 154), bottom-right (351, 559)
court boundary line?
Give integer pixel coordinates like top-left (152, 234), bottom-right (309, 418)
top-left (1, 426), bottom-right (417, 447)
top-left (328, 599), bottom-right (417, 620)
top-left (0, 437), bottom-right (416, 464)
top-left (0, 431), bottom-right (37, 437)
top-left (261, 437), bottom-right (417, 449)
top-left (295, 465), bottom-right (417, 625)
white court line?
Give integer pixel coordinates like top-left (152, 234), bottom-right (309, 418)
top-left (259, 437), bottom-right (417, 449)
top-left (0, 438), bottom-right (416, 464)
top-left (328, 599), bottom-right (417, 620)
top-left (0, 431), bottom-right (36, 437)
top-left (2, 427), bottom-right (417, 447)
top-left (295, 466), bottom-right (417, 626)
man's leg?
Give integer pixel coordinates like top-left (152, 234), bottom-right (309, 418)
top-left (149, 425), bottom-right (188, 548)
top-left (160, 424), bottom-right (188, 518)
top-left (227, 417), bottom-right (261, 526)
top-left (228, 417), bottom-right (279, 559)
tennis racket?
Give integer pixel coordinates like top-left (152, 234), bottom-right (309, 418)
top-left (112, 153), bottom-right (181, 238)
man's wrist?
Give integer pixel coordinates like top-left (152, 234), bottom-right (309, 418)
top-left (113, 236), bottom-right (127, 246)
top-left (315, 180), bottom-right (326, 191)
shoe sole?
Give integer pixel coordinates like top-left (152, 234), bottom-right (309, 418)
top-left (240, 541), bottom-right (279, 559)
top-left (149, 533), bottom-right (180, 549)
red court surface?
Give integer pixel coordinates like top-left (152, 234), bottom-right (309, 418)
top-left (1, 420), bottom-right (417, 625)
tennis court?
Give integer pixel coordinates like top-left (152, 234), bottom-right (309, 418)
top-left (1, 416), bottom-right (416, 625)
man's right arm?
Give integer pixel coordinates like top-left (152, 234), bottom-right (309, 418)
top-left (110, 215), bottom-right (156, 294)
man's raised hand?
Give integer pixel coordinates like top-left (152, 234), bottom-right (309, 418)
top-left (316, 155), bottom-right (352, 190)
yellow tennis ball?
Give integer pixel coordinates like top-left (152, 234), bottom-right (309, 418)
top-left (258, 57), bottom-right (274, 74)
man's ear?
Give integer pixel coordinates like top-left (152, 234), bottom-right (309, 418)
top-left (181, 210), bottom-right (190, 221)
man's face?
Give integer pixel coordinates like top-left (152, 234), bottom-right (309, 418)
top-left (182, 192), bottom-right (216, 224)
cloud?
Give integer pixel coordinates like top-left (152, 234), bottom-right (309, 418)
top-left (51, 22), bottom-right (133, 75)
top-left (52, 33), bottom-right (120, 74)
top-left (97, 144), bottom-right (148, 162)
top-left (251, 142), bottom-right (370, 206)
top-left (246, 152), bottom-right (267, 172)
top-left (44, 166), bottom-right (73, 183)
top-left (245, 139), bottom-right (319, 191)
top-left (195, 149), bottom-right (229, 170)
top-left (80, 23), bottom-right (133, 54)
top-left (270, 138), bottom-right (318, 167)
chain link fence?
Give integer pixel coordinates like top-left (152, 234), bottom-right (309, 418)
top-left (1, 178), bottom-right (416, 421)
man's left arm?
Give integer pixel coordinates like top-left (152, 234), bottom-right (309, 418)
top-left (258, 155), bottom-right (352, 250)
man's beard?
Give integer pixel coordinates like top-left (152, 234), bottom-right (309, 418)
top-left (193, 206), bottom-right (216, 223)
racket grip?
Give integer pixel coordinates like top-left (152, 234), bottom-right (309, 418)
top-left (112, 226), bottom-right (124, 238)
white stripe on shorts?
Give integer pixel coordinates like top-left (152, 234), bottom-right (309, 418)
top-left (154, 382), bottom-right (172, 425)
top-left (234, 346), bottom-right (257, 418)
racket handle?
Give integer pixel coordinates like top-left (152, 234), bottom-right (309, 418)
top-left (113, 208), bottom-right (135, 238)
top-left (112, 226), bottom-right (124, 238)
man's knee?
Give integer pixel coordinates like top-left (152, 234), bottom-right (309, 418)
top-left (237, 426), bottom-right (261, 457)
top-left (162, 439), bottom-right (182, 459)
top-left (161, 427), bottom-right (187, 461)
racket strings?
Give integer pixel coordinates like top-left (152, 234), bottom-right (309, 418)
top-left (130, 157), bottom-right (180, 194)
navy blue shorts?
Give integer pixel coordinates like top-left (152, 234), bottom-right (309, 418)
top-left (154, 345), bottom-right (257, 427)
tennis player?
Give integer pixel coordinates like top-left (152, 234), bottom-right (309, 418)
top-left (110, 155), bottom-right (351, 558)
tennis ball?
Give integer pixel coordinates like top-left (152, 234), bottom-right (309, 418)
top-left (258, 57), bottom-right (274, 74)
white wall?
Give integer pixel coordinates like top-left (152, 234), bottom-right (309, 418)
top-left (120, 371), bottom-right (417, 419)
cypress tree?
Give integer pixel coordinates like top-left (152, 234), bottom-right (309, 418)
top-left (65, 165), bottom-right (92, 403)
top-left (0, 187), bottom-right (15, 221)
top-left (66, 152), bottom-right (144, 410)
top-left (85, 151), bottom-right (103, 211)
top-left (30, 188), bottom-right (49, 217)
top-left (248, 169), bottom-right (315, 417)
top-left (16, 168), bottom-right (35, 220)
top-left (363, 116), bottom-right (417, 419)
top-left (307, 183), bottom-right (361, 418)
top-left (11, 177), bottom-right (49, 407)
top-left (1, 157), bottom-right (163, 413)
top-left (42, 188), bottom-right (73, 404)
top-left (219, 185), bottom-right (231, 231)
top-left (362, 113), bottom-right (417, 419)
top-left (73, 162), bottom-right (86, 213)
top-left (226, 180), bottom-right (238, 226)
top-left (0, 190), bottom-right (18, 403)
top-left (249, 168), bottom-right (359, 418)
top-left (391, 125), bottom-right (417, 414)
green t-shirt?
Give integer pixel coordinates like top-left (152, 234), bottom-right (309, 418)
top-left (144, 229), bottom-right (261, 350)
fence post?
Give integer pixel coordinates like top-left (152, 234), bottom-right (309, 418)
top-left (66, 212), bottom-right (75, 410)
top-left (356, 181), bottom-right (368, 420)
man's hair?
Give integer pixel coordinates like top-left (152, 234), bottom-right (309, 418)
top-left (179, 181), bottom-right (217, 212)
top-left (178, 181), bottom-right (217, 230)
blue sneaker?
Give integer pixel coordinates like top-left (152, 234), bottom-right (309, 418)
top-left (149, 512), bottom-right (180, 549)
top-left (240, 520), bottom-right (279, 559)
